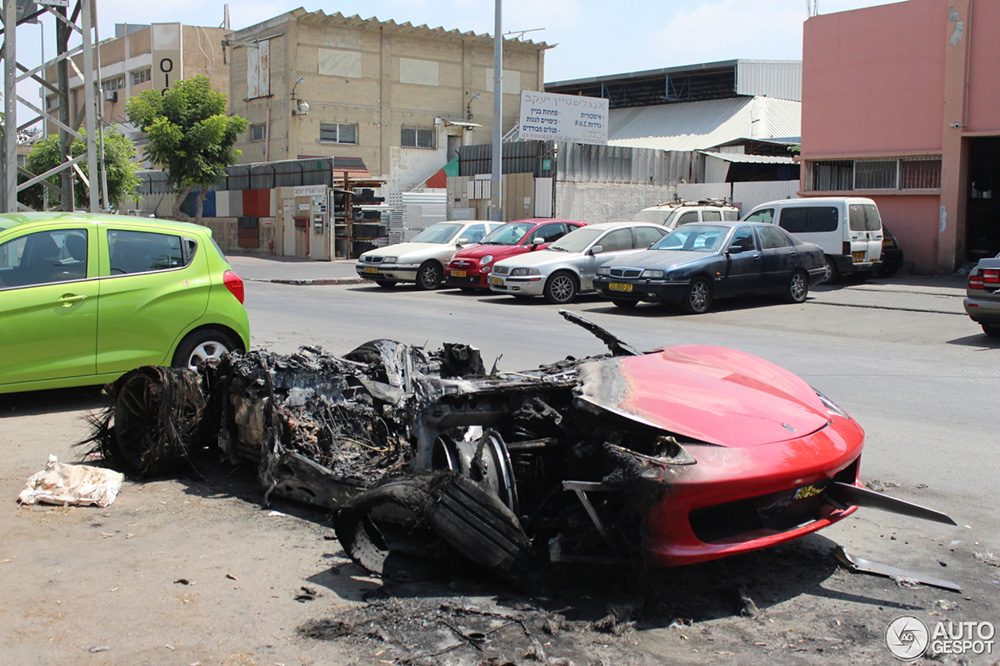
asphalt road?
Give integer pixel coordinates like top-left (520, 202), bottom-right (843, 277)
top-left (2, 277), bottom-right (997, 665)
top-left (245, 279), bottom-right (999, 539)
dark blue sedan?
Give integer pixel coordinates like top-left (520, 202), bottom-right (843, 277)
top-left (593, 222), bottom-right (826, 313)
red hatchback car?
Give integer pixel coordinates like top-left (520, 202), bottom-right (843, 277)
top-left (445, 218), bottom-right (586, 290)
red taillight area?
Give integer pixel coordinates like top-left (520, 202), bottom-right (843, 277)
top-left (223, 270), bottom-right (245, 304)
top-left (984, 268), bottom-right (1000, 285)
top-left (969, 274), bottom-right (984, 289)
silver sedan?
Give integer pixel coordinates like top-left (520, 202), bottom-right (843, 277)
top-left (488, 222), bottom-right (668, 304)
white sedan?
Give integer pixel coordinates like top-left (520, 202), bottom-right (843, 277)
top-left (356, 221), bottom-right (499, 289)
top-left (488, 222), bottom-right (668, 304)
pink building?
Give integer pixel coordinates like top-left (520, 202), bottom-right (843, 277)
top-left (801, 0), bottom-right (1000, 274)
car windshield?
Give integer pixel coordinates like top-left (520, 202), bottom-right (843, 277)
top-left (631, 209), bottom-right (667, 224)
top-left (480, 222), bottom-right (535, 245)
top-left (410, 223), bottom-right (464, 244)
top-left (549, 227), bottom-right (605, 253)
top-left (652, 225), bottom-right (728, 253)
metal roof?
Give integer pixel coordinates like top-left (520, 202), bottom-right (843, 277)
top-left (698, 151), bottom-right (797, 165)
top-left (546, 59), bottom-right (801, 108)
top-left (608, 96), bottom-right (801, 152)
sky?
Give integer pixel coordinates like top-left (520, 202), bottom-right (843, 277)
top-left (34, 0), bottom-right (902, 83)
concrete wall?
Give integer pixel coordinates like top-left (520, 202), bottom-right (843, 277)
top-left (555, 182), bottom-right (678, 224)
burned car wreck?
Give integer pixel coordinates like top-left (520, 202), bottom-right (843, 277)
top-left (85, 311), bottom-right (954, 581)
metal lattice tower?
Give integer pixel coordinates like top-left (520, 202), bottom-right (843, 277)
top-left (1, 0), bottom-right (104, 212)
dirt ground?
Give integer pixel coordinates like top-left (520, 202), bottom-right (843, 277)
top-left (2, 387), bottom-right (998, 666)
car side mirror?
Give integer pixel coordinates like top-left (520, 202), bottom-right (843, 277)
top-left (588, 245), bottom-right (603, 255)
top-left (457, 237), bottom-right (469, 246)
top-left (726, 243), bottom-right (744, 254)
top-left (531, 237), bottom-right (544, 247)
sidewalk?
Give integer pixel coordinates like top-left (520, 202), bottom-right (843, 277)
top-left (227, 254), bottom-right (364, 285)
top-left (227, 254), bottom-right (969, 315)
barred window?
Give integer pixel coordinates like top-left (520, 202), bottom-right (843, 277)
top-left (811, 160), bottom-right (853, 191)
top-left (854, 160), bottom-right (897, 190)
top-left (900, 158), bottom-right (942, 189)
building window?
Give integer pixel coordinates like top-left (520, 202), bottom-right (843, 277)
top-left (131, 68), bottom-right (151, 86)
top-left (808, 157), bottom-right (941, 192)
top-left (101, 75), bottom-right (125, 91)
top-left (401, 126), bottom-right (435, 149)
top-left (900, 157), bottom-right (942, 189)
top-left (320, 123), bottom-right (358, 144)
top-left (854, 159), bottom-right (897, 190)
top-left (249, 123), bottom-right (267, 142)
top-left (811, 160), bottom-right (853, 191)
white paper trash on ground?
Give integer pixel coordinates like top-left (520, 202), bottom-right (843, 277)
top-left (18, 455), bottom-right (125, 508)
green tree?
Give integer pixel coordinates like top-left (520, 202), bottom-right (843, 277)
top-left (20, 128), bottom-right (141, 211)
top-left (126, 76), bottom-right (249, 221)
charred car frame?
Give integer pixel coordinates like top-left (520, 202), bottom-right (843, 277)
top-left (86, 312), bottom-right (953, 580)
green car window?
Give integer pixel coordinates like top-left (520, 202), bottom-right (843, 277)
top-left (108, 229), bottom-right (192, 275)
top-left (0, 229), bottom-right (88, 288)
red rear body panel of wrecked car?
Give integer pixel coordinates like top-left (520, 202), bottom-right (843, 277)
top-left (582, 346), bottom-right (865, 567)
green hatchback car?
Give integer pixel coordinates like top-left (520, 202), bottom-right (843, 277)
top-left (0, 212), bottom-right (250, 394)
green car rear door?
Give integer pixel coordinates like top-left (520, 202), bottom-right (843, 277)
top-left (95, 225), bottom-right (211, 374)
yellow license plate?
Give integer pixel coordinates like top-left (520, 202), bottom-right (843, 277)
top-left (608, 282), bottom-right (633, 292)
top-left (365, 266), bottom-right (379, 274)
top-left (852, 251), bottom-right (866, 261)
top-left (452, 270), bottom-right (467, 278)
top-left (490, 276), bottom-right (503, 286)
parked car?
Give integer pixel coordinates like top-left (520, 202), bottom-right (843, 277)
top-left (632, 199), bottom-right (740, 228)
top-left (444, 218), bottom-right (587, 290)
top-left (876, 225), bottom-right (904, 277)
top-left (742, 197), bottom-right (883, 283)
top-left (355, 220), bottom-right (500, 290)
top-left (594, 222), bottom-right (825, 313)
top-left (963, 251), bottom-right (1000, 337)
top-left (488, 222), bottom-right (669, 304)
top-left (0, 212), bottom-right (250, 394)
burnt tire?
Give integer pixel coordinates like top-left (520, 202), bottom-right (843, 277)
top-left (415, 261), bottom-right (443, 290)
top-left (784, 269), bottom-right (809, 303)
top-left (336, 471), bottom-right (530, 581)
top-left (681, 277), bottom-right (713, 314)
top-left (109, 366), bottom-right (207, 478)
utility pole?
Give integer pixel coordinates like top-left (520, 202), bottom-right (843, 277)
top-left (1, 0), bottom-right (104, 212)
top-left (490, 0), bottom-right (502, 221)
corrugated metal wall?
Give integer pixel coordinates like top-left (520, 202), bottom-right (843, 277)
top-left (458, 141), bottom-right (555, 178)
top-left (735, 61), bottom-right (802, 102)
top-left (556, 142), bottom-right (694, 185)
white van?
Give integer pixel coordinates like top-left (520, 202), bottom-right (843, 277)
top-left (633, 199), bottom-right (740, 230)
top-left (742, 197), bottom-right (884, 282)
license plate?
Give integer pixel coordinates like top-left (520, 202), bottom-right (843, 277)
top-left (490, 277), bottom-right (503, 286)
top-left (608, 282), bottom-right (633, 292)
top-left (852, 251), bottom-right (866, 262)
top-left (365, 266), bottom-right (379, 274)
top-left (452, 270), bottom-right (467, 278)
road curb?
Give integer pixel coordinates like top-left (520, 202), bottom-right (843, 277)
top-left (245, 277), bottom-right (366, 286)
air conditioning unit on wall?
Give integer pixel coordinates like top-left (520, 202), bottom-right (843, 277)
top-left (104, 90), bottom-right (118, 103)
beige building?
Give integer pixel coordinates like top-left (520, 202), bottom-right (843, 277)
top-left (45, 23), bottom-right (231, 162)
top-left (225, 8), bottom-right (549, 193)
